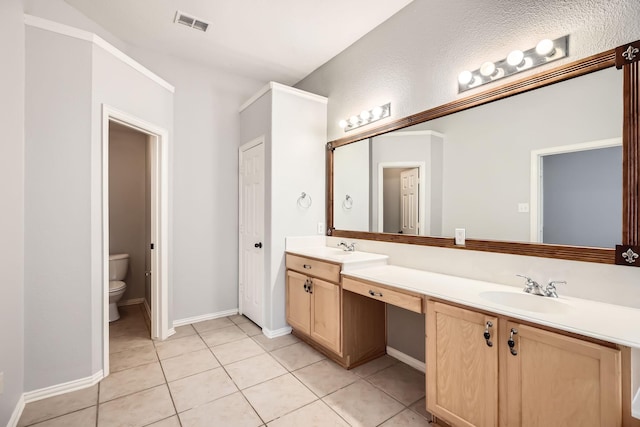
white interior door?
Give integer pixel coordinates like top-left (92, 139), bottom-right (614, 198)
top-left (401, 168), bottom-right (419, 235)
top-left (239, 138), bottom-right (265, 326)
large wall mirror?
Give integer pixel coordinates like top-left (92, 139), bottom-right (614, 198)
top-left (327, 41), bottom-right (640, 264)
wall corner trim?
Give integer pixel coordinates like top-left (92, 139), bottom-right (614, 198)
top-left (386, 346), bottom-right (426, 373)
top-left (23, 370), bottom-right (104, 404)
top-left (23, 14), bottom-right (175, 93)
top-left (239, 81), bottom-right (328, 113)
top-left (6, 394), bottom-right (25, 427)
top-left (172, 309), bottom-right (240, 328)
top-left (262, 326), bottom-right (293, 338)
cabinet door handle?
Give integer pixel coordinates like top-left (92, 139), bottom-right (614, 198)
top-left (508, 328), bottom-right (518, 356)
top-left (303, 264), bottom-right (312, 269)
top-left (483, 321), bottom-right (493, 347)
top-left (303, 279), bottom-right (311, 293)
top-left (368, 290), bottom-right (383, 297)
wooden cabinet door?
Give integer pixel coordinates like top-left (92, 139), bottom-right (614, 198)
top-left (503, 322), bottom-right (621, 427)
top-left (286, 270), bottom-right (310, 335)
top-left (427, 301), bottom-right (499, 427)
top-left (310, 277), bottom-right (341, 354)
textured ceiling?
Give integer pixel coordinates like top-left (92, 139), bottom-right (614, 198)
top-left (63, 0), bottom-right (414, 85)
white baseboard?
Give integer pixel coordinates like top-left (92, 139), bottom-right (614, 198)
top-left (117, 298), bottom-right (145, 307)
top-left (173, 308), bottom-right (239, 327)
top-left (23, 370), bottom-right (104, 404)
top-left (387, 346), bottom-right (426, 373)
top-left (262, 326), bottom-right (293, 338)
top-left (7, 394), bottom-right (25, 427)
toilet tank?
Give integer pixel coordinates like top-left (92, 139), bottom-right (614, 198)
top-left (109, 253), bottom-right (129, 281)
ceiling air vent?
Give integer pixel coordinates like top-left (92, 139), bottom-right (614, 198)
top-left (174, 11), bottom-right (209, 32)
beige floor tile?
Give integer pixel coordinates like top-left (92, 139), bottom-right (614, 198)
top-left (271, 342), bottom-right (325, 371)
top-left (252, 333), bottom-right (299, 352)
top-left (179, 392), bottom-right (262, 427)
top-left (225, 353), bottom-right (288, 390)
top-left (228, 314), bottom-right (251, 325)
top-left (168, 367), bottom-right (237, 412)
top-left (28, 406), bottom-right (96, 427)
top-left (155, 334), bottom-right (206, 360)
top-left (380, 408), bottom-right (431, 426)
top-left (323, 380), bottom-right (404, 427)
top-left (243, 374), bottom-right (317, 423)
top-left (109, 318), bottom-right (149, 339)
top-left (293, 359), bottom-right (359, 397)
top-left (351, 354), bottom-right (398, 378)
top-left (99, 362), bottom-right (166, 403)
top-left (211, 337), bottom-right (265, 365)
top-left (237, 321), bottom-right (262, 336)
top-left (97, 384), bottom-right (175, 427)
top-left (109, 330), bottom-right (152, 354)
top-left (118, 304), bottom-right (144, 316)
top-left (161, 348), bottom-right (220, 382)
top-left (267, 400), bottom-right (349, 427)
top-left (199, 325), bottom-right (247, 347)
top-left (110, 343), bottom-right (158, 372)
top-left (191, 317), bottom-right (234, 333)
top-left (146, 416), bottom-right (181, 427)
top-left (165, 324), bottom-right (197, 341)
top-left (367, 363), bottom-right (425, 405)
top-left (409, 397), bottom-right (432, 420)
top-left (18, 384), bottom-right (98, 426)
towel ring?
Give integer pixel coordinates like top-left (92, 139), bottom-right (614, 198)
top-left (297, 192), bottom-right (312, 208)
top-left (343, 194), bottom-right (353, 210)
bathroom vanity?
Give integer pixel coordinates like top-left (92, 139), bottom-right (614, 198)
top-left (285, 244), bottom-right (640, 427)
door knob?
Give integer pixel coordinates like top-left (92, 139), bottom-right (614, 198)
top-left (254, 242), bottom-right (262, 248)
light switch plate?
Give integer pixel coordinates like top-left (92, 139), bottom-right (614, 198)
top-left (455, 228), bottom-right (466, 245)
top-left (317, 222), bottom-right (325, 235)
top-left (518, 203), bottom-right (530, 213)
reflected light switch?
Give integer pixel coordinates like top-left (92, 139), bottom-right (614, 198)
top-left (455, 228), bottom-right (466, 245)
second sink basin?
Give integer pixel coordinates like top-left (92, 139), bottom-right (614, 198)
top-left (478, 290), bottom-right (571, 313)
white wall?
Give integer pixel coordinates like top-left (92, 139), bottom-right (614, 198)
top-left (297, 0), bottom-right (640, 362)
top-left (333, 139), bottom-right (370, 231)
top-left (0, 0), bottom-right (25, 424)
top-left (130, 47), bottom-right (263, 322)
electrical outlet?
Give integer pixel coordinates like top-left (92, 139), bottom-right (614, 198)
top-left (455, 228), bottom-right (466, 245)
top-left (317, 222), bottom-right (325, 235)
top-left (0, 372), bottom-right (4, 395)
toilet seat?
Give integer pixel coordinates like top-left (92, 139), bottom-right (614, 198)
top-left (109, 280), bottom-right (126, 293)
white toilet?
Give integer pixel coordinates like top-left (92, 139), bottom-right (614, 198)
top-left (108, 253), bottom-right (129, 322)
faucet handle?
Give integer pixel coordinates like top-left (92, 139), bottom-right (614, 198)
top-left (516, 274), bottom-right (537, 291)
top-left (545, 280), bottom-right (566, 298)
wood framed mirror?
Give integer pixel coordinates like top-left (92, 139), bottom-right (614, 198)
top-left (326, 40), bottom-right (640, 264)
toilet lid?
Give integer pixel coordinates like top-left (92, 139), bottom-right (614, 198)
top-left (109, 280), bottom-right (126, 292)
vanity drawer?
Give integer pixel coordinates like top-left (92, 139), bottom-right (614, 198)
top-left (286, 254), bottom-right (341, 283)
top-left (342, 277), bottom-right (423, 313)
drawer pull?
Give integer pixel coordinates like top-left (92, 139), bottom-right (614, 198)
top-left (483, 321), bottom-right (493, 347)
top-left (368, 290), bottom-right (383, 297)
top-left (303, 264), bottom-right (312, 269)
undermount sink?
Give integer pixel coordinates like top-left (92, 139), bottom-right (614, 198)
top-left (479, 290), bottom-right (571, 313)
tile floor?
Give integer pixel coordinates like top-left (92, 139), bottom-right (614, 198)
top-left (18, 304), bottom-right (433, 427)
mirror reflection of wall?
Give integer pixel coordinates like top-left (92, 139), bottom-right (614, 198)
top-left (332, 67), bottom-right (622, 248)
top-left (333, 140), bottom-right (370, 231)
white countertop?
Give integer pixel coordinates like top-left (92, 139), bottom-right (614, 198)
top-left (286, 247), bottom-right (388, 272)
top-left (342, 265), bottom-right (640, 348)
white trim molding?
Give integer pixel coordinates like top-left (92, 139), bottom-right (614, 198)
top-left (386, 346), bottom-right (426, 373)
top-left (117, 298), bottom-right (146, 307)
top-left (239, 82), bottom-right (328, 112)
top-left (7, 395), bottom-right (25, 427)
top-left (262, 326), bottom-right (293, 339)
top-left (23, 14), bottom-right (174, 93)
top-left (173, 309), bottom-right (239, 328)
top-left (23, 371), bottom-right (104, 404)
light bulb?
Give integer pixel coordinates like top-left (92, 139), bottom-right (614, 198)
top-left (536, 39), bottom-right (555, 57)
top-left (360, 110), bottom-right (371, 121)
top-left (349, 115), bottom-right (360, 126)
top-left (507, 50), bottom-right (525, 66)
top-left (371, 106), bottom-right (383, 118)
top-left (338, 119), bottom-right (348, 129)
top-left (480, 61), bottom-right (496, 77)
top-left (458, 70), bottom-right (473, 85)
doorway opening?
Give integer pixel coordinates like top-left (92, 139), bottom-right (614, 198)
top-left (102, 105), bottom-right (170, 377)
top-left (377, 162), bottom-right (426, 235)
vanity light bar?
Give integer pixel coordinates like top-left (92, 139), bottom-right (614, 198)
top-left (457, 35), bottom-right (569, 93)
top-left (338, 103), bottom-right (391, 132)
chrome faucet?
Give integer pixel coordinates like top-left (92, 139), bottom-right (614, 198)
top-left (337, 241), bottom-right (356, 252)
top-left (516, 274), bottom-right (545, 296)
top-left (516, 275), bottom-right (566, 298)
